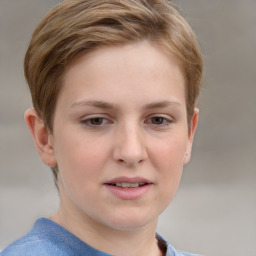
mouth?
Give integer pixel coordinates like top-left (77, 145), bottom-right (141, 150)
top-left (106, 182), bottom-right (148, 188)
top-left (104, 176), bottom-right (152, 187)
top-left (104, 177), bottom-right (153, 200)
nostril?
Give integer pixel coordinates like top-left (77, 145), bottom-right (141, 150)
top-left (116, 158), bottom-right (145, 167)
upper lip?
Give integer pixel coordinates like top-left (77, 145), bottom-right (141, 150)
top-left (104, 176), bottom-right (152, 184)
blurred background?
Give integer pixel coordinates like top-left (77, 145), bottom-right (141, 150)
top-left (0, 0), bottom-right (255, 255)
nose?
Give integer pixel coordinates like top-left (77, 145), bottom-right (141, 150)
top-left (112, 123), bottom-right (148, 167)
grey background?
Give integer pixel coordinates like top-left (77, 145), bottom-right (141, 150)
top-left (0, 1), bottom-right (255, 255)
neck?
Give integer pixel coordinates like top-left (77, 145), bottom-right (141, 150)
top-left (51, 208), bottom-right (163, 256)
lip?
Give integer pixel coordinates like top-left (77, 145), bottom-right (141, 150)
top-left (105, 176), bottom-right (152, 184)
top-left (104, 176), bottom-right (153, 200)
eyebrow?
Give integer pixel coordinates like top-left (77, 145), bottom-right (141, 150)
top-left (71, 100), bottom-right (117, 109)
top-left (142, 100), bottom-right (182, 110)
top-left (70, 99), bottom-right (181, 110)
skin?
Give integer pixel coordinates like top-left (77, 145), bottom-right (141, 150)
top-left (25, 40), bottom-right (198, 256)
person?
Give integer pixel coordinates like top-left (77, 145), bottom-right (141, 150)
top-left (1, 0), bottom-right (203, 255)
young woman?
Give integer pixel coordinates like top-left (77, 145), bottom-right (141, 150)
top-left (1, 1), bottom-right (203, 255)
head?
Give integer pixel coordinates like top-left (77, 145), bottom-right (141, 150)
top-left (24, 0), bottom-right (203, 189)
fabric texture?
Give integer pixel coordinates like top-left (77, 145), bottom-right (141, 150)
top-left (1, 218), bottom-right (201, 256)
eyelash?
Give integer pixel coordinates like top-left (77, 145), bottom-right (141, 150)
top-left (80, 115), bottom-right (173, 128)
top-left (81, 116), bottom-right (111, 127)
top-left (146, 116), bottom-right (173, 126)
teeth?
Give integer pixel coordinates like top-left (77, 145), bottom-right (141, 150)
top-left (115, 183), bottom-right (146, 188)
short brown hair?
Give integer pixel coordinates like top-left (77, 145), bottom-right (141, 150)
top-left (24, 0), bottom-right (203, 187)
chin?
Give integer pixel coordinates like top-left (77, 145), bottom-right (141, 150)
top-left (103, 210), bottom-right (158, 231)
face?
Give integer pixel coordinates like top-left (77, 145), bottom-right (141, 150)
top-left (48, 41), bottom-right (197, 232)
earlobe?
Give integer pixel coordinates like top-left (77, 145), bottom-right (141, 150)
top-left (183, 108), bottom-right (199, 165)
top-left (24, 108), bottom-right (57, 167)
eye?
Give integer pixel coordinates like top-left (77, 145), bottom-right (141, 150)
top-left (146, 115), bottom-right (173, 126)
top-left (81, 116), bottom-right (111, 127)
top-left (88, 118), bottom-right (105, 125)
top-left (151, 117), bottom-right (165, 125)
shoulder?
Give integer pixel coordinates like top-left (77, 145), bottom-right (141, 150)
top-left (1, 218), bottom-right (65, 256)
top-left (0, 232), bottom-right (65, 256)
top-left (1, 235), bottom-right (55, 256)
top-left (156, 233), bottom-right (202, 256)
top-left (167, 243), bottom-right (202, 256)
top-left (167, 244), bottom-right (202, 256)
top-left (1, 218), bottom-right (113, 256)
top-left (173, 250), bottom-right (202, 256)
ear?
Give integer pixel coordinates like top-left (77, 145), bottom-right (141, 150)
top-left (24, 108), bottom-right (57, 167)
top-left (183, 108), bottom-right (199, 165)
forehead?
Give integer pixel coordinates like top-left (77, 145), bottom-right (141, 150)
top-left (58, 41), bottom-right (186, 108)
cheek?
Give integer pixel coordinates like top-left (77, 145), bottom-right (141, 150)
top-left (150, 133), bottom-right (187, 200)
top-left (151, 134), bottom-right (188, 171)
top-left (53, 133), bottom-right (110, 188)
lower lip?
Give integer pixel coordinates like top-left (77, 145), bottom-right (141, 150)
top-left (104, 184), bottom-right (152, 200)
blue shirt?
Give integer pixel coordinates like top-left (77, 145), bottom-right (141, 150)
top-left (1, 218), bottom-right (201, 256)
